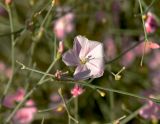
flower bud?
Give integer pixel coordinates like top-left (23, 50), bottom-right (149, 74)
top-left (5, 0), bottom-right (12, 5)
top-left (58, 41), bottom-right (64, 54)
top-left (97, 89), bottom-right (105, 97)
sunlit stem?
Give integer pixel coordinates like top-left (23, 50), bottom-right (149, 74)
top-left (111, 66), bottom-right (125, 80)
top-left (38, 97), bottom-right (74, 113)
top-left (1, 3), bottom-right (15, 109)
top-left (97, 89), bottom-right (106, 97)
top-left (138, 0), bottom-right (149, 66)
top-left (58, 88), bottom-right (79, 124)
top-left (113, 115), bottom-right (126, 124)
top-left (74, 97), bottom-right (78, 122)
top-left (40, 0), bottom-right (55, 29)
top-left (41, 117), bottom-right (45, 124)
top-left (16, 61), bottom-right (55, 78)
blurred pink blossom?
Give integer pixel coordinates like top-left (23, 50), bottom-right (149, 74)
top-left (50, 93), bottom-right (61, 103)
top-left (134, 41), bottom-right (159, 56)
top-left (120, 50), bottom-right (135, 67)
top-left (0, 7), bottom-right (7, 16)
top-left (139, 100), bottom-right (160, 120)
top-left (104, 37), bottom-right (117, 60)
top-left (3, 94), bottom-right (16, 108)
top-left (0, 61), bottom-right (5, 72)
top-left (95, 11), bottom-right (106, 23)
top-left (14, 88), bottom-right (25, 102)
top-left (12, 104), bottom-right (37, 124)
top-left (3, 88), bottom-right (25, 108)
top-left (112, 0), bottom-right (121, 26)
top-left (0, 61), bottom-right (13, 79)
top-left (5, 68), bottom-right (13, 79)
top-left (148, 51), bottom-right (160, 70)
top-left (150, 71), bottom-right (160, 91)
top-left (25, 99), bottom-right (35, 107)
top-left (5, 0), bottom-right (12, 5)
top-left (145, 12), bottom-right (158, 34)
top-left (53, 12), bottom-right (74, 40)
top-left (71, 84), bottom-right (84, 97)
top-left (62, 35), bottom-right (104, 80)
top-left (49, 92), bottom-right (64, 113)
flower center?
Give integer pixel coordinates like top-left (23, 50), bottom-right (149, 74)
top-left (80, 56), bottom-right (94, 65)
top-left (80, 58), bottom-right (88, 64)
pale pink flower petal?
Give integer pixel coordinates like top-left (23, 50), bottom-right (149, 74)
top-left (74, 65), bottom-right (91, 80)
top-left (86, 58), bottom-right (104, 78)
top-left (62, 49), bottom-right (80, 66)
top-left (73, 35), bottom-right (90, 58)
top-left (139, 100), bottom-right (160, 120)
top-left (73, 35), bottom-right (103, 59)
top-left (71, 85), bottom-right (84, 97)
top-left (62, 35), bottom-right (104, 80)
top-left (86, 41), bottom-right (104, 58)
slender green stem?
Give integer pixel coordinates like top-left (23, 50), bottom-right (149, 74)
top-left (144, 0), bottom-right (157, 13)
top-left (40, 0), bottom-right (55, 29)
top-left (24, 41), bottom-right (37, 92)
top-left (15, 63), bottom-right (160, 104)
top-left (121, 107), bottom-right (143, 124)
top-left (138, 0), bottom-right (148, 66)
top-left (80, 83), bottom-right (160, 104)
top-left (58, 88), bottom-right (78, 124)
top-left (0, 28), bottom-right (23, 37)
top-left (41, 117), bottom-right (45, 124)
top-left (74, 97), bottom-right (78, 123)
top-left (59, 88), bottom-right (71, 123)
top-left (0, 2), bottom-right (6, 9)
top-left (16, 61), bottom-right (55, 78)
top-left (1, 3), bottom-right (15, 109)
top-left (109, 92), bottom-right (114, 121)
top-left (54, 34), bottom-right (57, 61)
top-left (38, 97), bottom-right (74, 113)
top-left (5, 77), bottom-right (52, 124)
top-left (106, 40), bottom-right (143, 65)
top-left (5, 57), bottom-right (59, 123)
